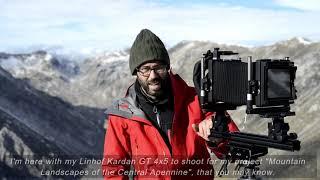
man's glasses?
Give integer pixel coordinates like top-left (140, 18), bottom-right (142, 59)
top-left (136, 64), bottom-right (168, 77)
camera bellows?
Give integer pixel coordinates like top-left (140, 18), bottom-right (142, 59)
top-left (212, 61), bottom-right (247, 106)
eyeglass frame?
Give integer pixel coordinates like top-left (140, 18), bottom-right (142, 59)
top-left (136, 64), bottom-right (169, 77)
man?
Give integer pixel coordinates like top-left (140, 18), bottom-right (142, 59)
top-left (102, 29), bottom-right (238, 179)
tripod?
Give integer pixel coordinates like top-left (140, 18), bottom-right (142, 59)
top-left (208, 110), bottom-right (300, 179)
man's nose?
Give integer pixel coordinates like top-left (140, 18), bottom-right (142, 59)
top-left (148, 69), bottom-right (159, 79)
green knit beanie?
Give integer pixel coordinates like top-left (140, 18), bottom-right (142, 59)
top-left (129, 29), bottom-right (170, 75)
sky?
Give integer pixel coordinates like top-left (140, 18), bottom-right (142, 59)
top-left (1, 0), bottom-right (320, 53)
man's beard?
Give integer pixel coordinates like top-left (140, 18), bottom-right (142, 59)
top-left (137, 76), bottom-right (168, 100)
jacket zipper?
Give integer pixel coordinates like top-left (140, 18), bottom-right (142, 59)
top-left (154, 105), bottom-right (175, 156)
top-left (153, 106), bottom-right (160, 126)
top-left (168, 107), bottom-right (176, 157)
top-left (153, 106), bottom-right (165, 156)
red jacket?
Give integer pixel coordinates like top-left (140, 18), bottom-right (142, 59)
top-left (102, 73), bottom-right (239, 179)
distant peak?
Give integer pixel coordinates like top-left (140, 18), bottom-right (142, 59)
top-left (295, 37), bottom-right (312, 45)
top-left (283, 37), bottom-right (312, 45)
top-left (33, 50), bottom-right (48, 55)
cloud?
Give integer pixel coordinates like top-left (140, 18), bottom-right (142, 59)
top-left (1, 0), bottom-right (320, 52)
top-left (274, 0), bottom-right (320, 11)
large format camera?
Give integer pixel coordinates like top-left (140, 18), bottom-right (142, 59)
top-left (194, 48), bottom-right (297, 110)
top-left (193, 48), bottom-right (300, 179)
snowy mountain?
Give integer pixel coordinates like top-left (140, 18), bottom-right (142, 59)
top-left (0, 50), bottom-right (80, 77)
top-left (74, 49), bottom-right (134, 107)
top-left (0, 49), bottom-right (134, 108)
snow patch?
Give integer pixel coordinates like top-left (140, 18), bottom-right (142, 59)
top-left (45, 54), bottom-right (53, 61)
top-left (0, 57), bottom-right (23, 70)
top-left (95, 50), bottom-right (129, 64)
top-left (308, 104), bottom-right (319, 113)
top-left (296, 37), bottom-right (312, 45)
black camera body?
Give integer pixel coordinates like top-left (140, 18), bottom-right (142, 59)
top-left (198, 48), bottom-right (297, 111)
